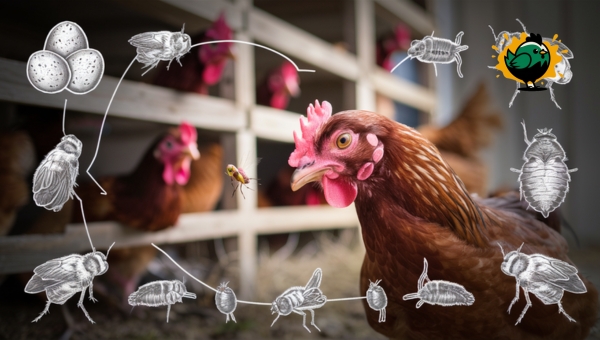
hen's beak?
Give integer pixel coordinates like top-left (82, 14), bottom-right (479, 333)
top-left (285, 79), bottom-right (300, 97)
top-left (185, 143), bottom-right (201, 160)
top-left (291, 163), bottom-right (331, 191)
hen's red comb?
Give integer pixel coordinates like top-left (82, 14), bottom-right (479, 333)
top-left (289, 100), bottom-right (332, 167)
top-left (209, 12), bottom-right (233, 39)
top-left (179, 121), bottom-right (197, 145)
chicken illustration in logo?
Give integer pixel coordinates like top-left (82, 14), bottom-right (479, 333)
top-left (504, 33), bottom-right (550, 89)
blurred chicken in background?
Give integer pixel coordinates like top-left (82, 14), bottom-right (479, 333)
top-left (152, 13), bottom-right (234, 95)
top-left (256, 61), bottom-right (301, 110)
top-left (376, 24), bottom-right (411, 72)
top-left (418, 84), bottom-right (503, 196)
top-left (0, 131), bottom-right (35, 236)
top-left (70, 122), bottom-right (201, 308)
top-left (181, 141), bottom-right (224, 213)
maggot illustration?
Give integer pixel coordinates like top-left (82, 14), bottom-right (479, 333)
top-left (128, 279), bottom-right (197, 322)
top-left (24, 242), bottom-right (115, 324)
top-left (128, 25), bottom-right (192, 76)
top-left (402, 258), bottom-right (475, 308)
top-left (366, 279), bottom-right (387, 322)
top-left (215, 282), bottom-right (238, 323)
top-left (271, 268), bottom-right (327, 333)
top-left (498, 243), bottom-right (587, 325)
top-left (510, 121), bottom-right (577, 218)
top-left (391, 31), bottom-right (469, 78)
top-left (489, 19), bottom-right (574, 109)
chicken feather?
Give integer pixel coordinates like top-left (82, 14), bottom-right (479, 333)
top-left (289, 102), bottom-right (597, 339)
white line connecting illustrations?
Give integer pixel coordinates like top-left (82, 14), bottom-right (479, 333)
top-left (498, 243), bottom-right (587, 325)
top-left (151, 243), bottom-right (386, 332)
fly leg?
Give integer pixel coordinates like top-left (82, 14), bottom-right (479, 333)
top-left (508, 280), bottom-right (520, 314)
top-left (141, 60), bottom-right (160, 77)
top-left (293, 310), bottom-right (311, 333)
top-left (546, 82), bottom-right (562, 109)
top-left (166, 304), bottom-right (171, 323)
top-left (557, 300), bottom-right (576, 322)
top-left (515, 288), bottom-right (532, 325)
top-left (508, 81), bottom-right (520, 108)
top-left (32, 300), bottom-right (52, 322)
top-left (77, 289), bottom-right (95, 324)
top-left (88, 281), bottom-right (97, 303)
top-left (309, 309), bottom-right (321, 332)
top-left (433, 63), bottom-right (438, 77)
top-left (379, 307), bottom-right (386, 322)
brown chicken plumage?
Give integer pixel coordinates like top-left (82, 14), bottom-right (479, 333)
top-left (0, 131), bottom-right (35, 235)
top-left (289, 101), bottom-right (597, 339)
top-left (418, 84), bottom-right (503, 196)
top-left (180, 142), bottom-right (224, 213)
top-left (71, 122), bottom-right (199, 307)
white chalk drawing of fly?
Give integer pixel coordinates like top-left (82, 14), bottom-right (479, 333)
top-left (24, 242), bottom-right (115, 323)
top-left (391, 31), bottom-right (469, 78)
top-left (510, 121), bottom-right (577, 218)
top-left (271, 268), bottom-right (327, 333)
top-left (403, 258), bottom-right (475, 308)
top-left (498, 243), bottom-right (588, 325)
top-left (366, 279), bottom-right (388, 322)
top-left (128, 24), bottom-right (192, 76)
top-left (489, 19), bottom-right (574, 109)
top-left (128, 279), bottom-right (196, 322)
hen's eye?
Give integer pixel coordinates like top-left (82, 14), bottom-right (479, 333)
top-left (165, 140), bottom-right (173, 149)
top-left (533, 49), bottom-right (539, 54)
top-left (336, 133), bottom-right (352, 149)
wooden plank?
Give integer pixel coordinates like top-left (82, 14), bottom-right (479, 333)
top-left (248, 8), bottom-right (360, 81)
top-left (375, 0), bottom-right (435, 36)
top-left (371, 68), bottom-right (436, 112)
top-left (0, 58), bottom-right (245, 131)
top-left (160, 0), bottom-right (243, 30)
top-left (251, 106), bottom-right (300, 143)
top-left (0, 206), bottom-right (358, 274)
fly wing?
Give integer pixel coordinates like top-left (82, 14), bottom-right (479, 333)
top-left (46, 281), bottom-right (81, 304)
top-left (304, 268), bottom-right (322, 290)
top-left (32, 151), bottom-right (75, 212)
top-left (32, 254), bottom-right (85, 284)
top-left (298, 287), bottom-right (326, 310)
top-left (128, 32), bottom-right (167, 50)
top-left (25, 274), bottom-right (61, 293)
top-left (530, 255), bottom-right (587, 293)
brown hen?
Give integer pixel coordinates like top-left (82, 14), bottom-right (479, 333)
top-left (289, 100), bottom-right (597, 339)
top-left (71, 122), bottom-right (199, 307)
top-left (419, 84), bottom-right (503, 196)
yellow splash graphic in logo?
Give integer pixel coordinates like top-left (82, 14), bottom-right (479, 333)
top-left (492, 32), bottom-right (563, 84)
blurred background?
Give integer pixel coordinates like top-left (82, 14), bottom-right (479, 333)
top-left (0, 0), bottom-right (598, 338)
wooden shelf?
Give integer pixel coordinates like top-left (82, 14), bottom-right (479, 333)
top-left (0, 58), bottom-right (246, 132)
top-left (0, 206), bottom-right (358, 275)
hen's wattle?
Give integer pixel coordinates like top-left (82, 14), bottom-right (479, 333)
top-left (289, 101), bottom-right (597, 339)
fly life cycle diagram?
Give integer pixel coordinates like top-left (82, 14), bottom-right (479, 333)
top-left (20, 15), bottom-right (584, 333)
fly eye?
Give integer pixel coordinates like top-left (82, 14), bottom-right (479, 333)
top-left (533, 49), bottom-right (539, 54)
top-left (336, 133), bottom-right (352, 149)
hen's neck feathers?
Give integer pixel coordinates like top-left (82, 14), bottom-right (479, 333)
top-left (325, 112), bottom-right (488, 247)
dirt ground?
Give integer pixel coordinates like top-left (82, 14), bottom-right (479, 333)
top-left (1, 229), bottom-right (599, 340)
top-left (0, 229), bottom-right (387, 340)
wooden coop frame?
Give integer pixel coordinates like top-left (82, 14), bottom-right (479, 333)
top-left (0, 0), bottom-right (435, 299)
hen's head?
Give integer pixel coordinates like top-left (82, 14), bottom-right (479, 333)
top-left (289, 101), bottom-right (386, 208)
top-left (153, 122), bottom-right (200, 186)
top-left (267, 62), bottom-right (300, 109)
top-left (198, 13), bottom-right (234, 85)
top-left (289, 100), bottom-right (486, 245)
